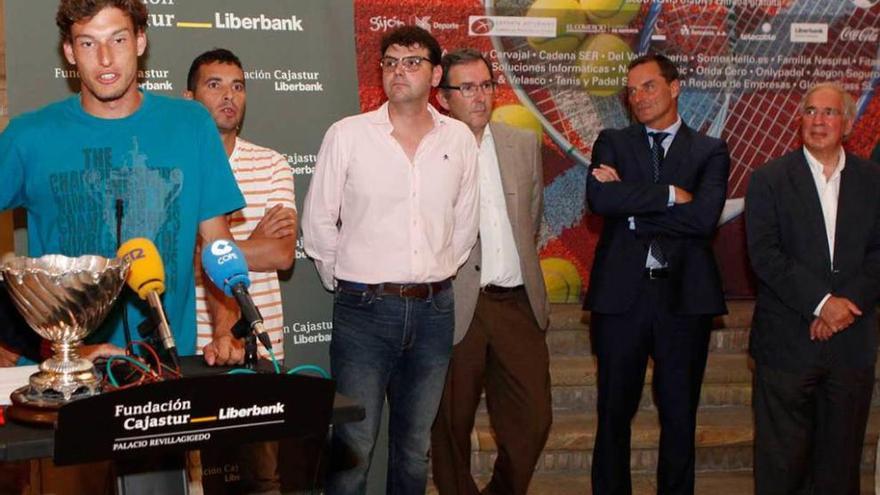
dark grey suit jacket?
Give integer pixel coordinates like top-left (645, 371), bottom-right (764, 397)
top-left (452, 122), bottom-right (550, 345)
top-left (746, 149), bottom-right (880, 370)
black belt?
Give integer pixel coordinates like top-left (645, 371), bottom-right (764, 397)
top-left (481, 284), bottom-right (524, 294)
top-left (644, 267), bottom-right (670, 279)
top-left (337, 279), bottom-right (451, 299)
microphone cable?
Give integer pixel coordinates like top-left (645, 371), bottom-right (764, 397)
top-left (226, 344), bottom-right (329, 379)
top-left (116, 198), bottom-right (133, 351)
top-left (102, 340), bottom-right (182, 389)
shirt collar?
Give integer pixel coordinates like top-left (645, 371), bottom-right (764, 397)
top-left (803, 146), bottom-right (846, 181)
top-left (645, 115), bottom-right (683, 139)
top-left (480, 124), bottom-right (494, 148)
top-left (229, 136), bottom-right (243, 162)
top-left (370, 101), bottom-right (448, 130)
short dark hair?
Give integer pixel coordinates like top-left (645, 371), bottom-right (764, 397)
top-left (628, 53), bottom-right (679, 82)
top-left (439, 48), bottom-right (494, 89)
top-left (380, 26), bottom-right (442, 66)
top-left (186, 48), bottom-right (244, 92)
top-left (56, 0), bottom-right (148, 42)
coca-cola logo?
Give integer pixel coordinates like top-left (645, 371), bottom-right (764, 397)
top-left (840, 26), bottom-right (879, 42)
top-left (850, 0), bottom-right (880, 9)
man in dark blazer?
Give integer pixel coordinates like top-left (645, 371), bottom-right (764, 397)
top-left (431, 48), bottom-right (552, 495)
top-left (746, 81), bottom-right (880, 494)
top-left (585, 53), bottom-right (730, 495)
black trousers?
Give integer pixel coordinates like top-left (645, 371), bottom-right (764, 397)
top-left (753, 361), bottom-right (874, 495)
top-left (590, 277), bottom-right (711, 495)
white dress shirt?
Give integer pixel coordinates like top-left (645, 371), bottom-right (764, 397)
top-left (302, 102), bottom-right (480, 289)
top-left (804, 146), bottom-right (846, 315)
top-left (636, 117), bottom-right (682, 268)
top-left (478, 127), bottom-right (523, 287)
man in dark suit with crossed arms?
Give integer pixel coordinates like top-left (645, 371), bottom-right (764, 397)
top-left (585, 53), bottom-right (730, 494)
top-left (746, 81), bottom-right (880, 494)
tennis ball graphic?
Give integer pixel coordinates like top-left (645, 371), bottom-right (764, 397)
top-left (491, 104), bottom-right (544, 142)
top-left (578, 33), bottom-right (633, 97)
top-left (541, 257), bottom-right (582, 303)
top-left (580, 0), bottom-right (641, 26)
top-left (527, 0), bottom-right (588, 53)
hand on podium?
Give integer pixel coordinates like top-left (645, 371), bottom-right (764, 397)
top-left (202, 334), bottom-right (245, 366)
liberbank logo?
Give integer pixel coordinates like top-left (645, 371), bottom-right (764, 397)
top-left (214, 12), bottom-right (303, 31)
top-left (790, 23), bottom-right (828, 43)
top-left (166, 11), bottom-right (304, 31)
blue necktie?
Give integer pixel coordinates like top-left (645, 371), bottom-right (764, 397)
top-left (649, 132), bottom-right (668, 183)
top-left (648, 132), bottom-right (669, 266)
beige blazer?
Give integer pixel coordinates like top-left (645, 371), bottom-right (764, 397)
top-left (452, 122), bottom-right (550, 344)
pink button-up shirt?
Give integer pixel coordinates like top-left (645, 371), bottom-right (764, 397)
top-left (302, 102), bottom-right (479, 289)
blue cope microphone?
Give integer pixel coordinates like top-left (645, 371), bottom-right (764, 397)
top-left (201, 239), bottom-right (273, 352)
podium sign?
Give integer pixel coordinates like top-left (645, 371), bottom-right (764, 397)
top-left (54, 373), bottom-right (334, 465)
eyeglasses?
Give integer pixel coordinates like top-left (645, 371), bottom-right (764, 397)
top-left (440, 81), bottom-right (496, 98)
top-left (379, 56), bottom-right (431, 72)
top-left (802, 106), bottom-right (844, 118)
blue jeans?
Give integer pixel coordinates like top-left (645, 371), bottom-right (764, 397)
top-left (326, 284), bottom-right (455, 495)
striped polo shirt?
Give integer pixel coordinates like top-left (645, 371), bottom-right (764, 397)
top-left (195, 137), bottom-right (296, 360)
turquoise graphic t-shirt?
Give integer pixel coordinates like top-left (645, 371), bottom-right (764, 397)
top-left (0, 91), bottom-right (245, 356)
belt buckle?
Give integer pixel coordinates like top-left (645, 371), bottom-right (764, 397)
top-left (650, 267), bottom-right (670, 280)
top-left (399, 283), bottom-right (427, 299)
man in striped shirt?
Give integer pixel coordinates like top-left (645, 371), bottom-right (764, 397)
top-left (185, 48), bottom-right (297, 367)
top-left (185, 49), bottom-right (296, 494)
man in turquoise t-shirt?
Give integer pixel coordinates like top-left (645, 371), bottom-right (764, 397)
top-left (0, 0), bottom-right (245, 361)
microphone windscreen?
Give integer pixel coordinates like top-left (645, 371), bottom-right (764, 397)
top-left (201, 239), bottom-right (250, 297)
top-left (117, 237), bottom-right (166, 300)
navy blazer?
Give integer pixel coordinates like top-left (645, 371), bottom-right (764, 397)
top-left (746, 150), bottom-right (880, 370)
top-left (584, 123), bottom-right (729, 316)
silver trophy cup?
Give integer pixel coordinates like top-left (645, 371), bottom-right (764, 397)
top-left (1, 254), bottom-right (129, 423)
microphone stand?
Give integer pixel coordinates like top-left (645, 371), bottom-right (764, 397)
top-left (244, 335), bottom-right (258, 370)
top-left (231, 318), bottom-right (258, 370)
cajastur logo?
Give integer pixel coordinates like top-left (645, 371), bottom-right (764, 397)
top-left (470, 17), bottom-right (494, 35)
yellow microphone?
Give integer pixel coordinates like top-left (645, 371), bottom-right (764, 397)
top-left (117, 238), bottom-right (180, 369)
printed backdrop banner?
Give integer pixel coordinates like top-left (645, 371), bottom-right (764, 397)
top-left (4, 0), bottom-right (357, 376)
top-left (353, 0), bottom-right (880, 301)
top-left (3, 0), bottom-right (384, 491)
top-left (7, 0), bottom-right (880, 492)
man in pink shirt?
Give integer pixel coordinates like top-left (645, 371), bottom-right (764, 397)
top-left (302, 26), bottom-right (479, 495)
